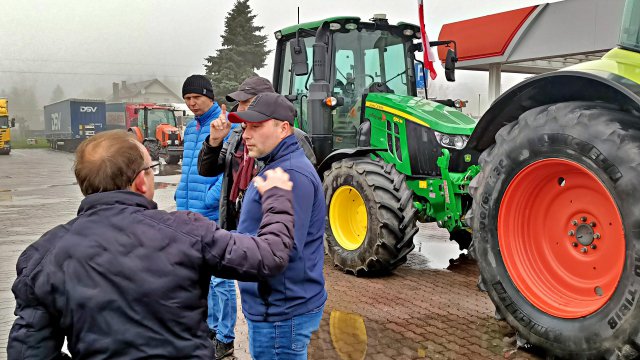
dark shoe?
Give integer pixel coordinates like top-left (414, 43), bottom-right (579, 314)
top-left (214, 338), bottom-right (234, 359)
top-left (208, 329), bottom-right (217, 341)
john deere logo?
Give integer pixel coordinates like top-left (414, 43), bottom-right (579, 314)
top-left (464, 154), bottom-right (472, 162)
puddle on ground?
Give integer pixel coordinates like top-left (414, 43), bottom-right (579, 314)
top-left (405, 223), bottom-right (467, 270)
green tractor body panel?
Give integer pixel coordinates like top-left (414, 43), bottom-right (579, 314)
top-left (365, 93), bottom-right (477, 135)
top-left (567, 48), bottom-right (640, 84)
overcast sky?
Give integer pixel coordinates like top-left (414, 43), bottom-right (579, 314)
top-left (0, 0), bottom-right (561, 119)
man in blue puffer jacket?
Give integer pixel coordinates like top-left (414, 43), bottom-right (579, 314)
top-left (176, 74), bottom-right (238, 359)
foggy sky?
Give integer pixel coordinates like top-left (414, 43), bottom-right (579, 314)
top-left (0, 0), bottom-right (559, 124)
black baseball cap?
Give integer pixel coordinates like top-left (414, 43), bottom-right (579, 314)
top-left (226, 76), bottom-right (276, 102)
top-left (228, 93), bottom-right (295, 124)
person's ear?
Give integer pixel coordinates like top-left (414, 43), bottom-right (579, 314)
top-left (131, 171), bottom-right (149, 195)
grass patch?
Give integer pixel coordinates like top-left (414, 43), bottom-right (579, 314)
top-left (11, 138), bottom-right (50, 149)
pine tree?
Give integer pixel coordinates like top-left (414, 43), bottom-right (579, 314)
top-left (205, 0), bottom-right (271, 106)
top-left (50, 84), bottom-right (65, 103)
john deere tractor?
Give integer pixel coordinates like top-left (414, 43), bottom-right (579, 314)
top-left (272, 15), bottom-right (478, 276)
top-left (273, 1), bottom-right (640, 356)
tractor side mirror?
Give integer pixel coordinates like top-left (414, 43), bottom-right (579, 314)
top-left (445, 49), bottom-right (457, 82)
top-left (182, 110), bottom-right (186, 116)
top-left (291, 36), bottom-right (309, 76)
top-left (10, 118), bottom-right (15, 128)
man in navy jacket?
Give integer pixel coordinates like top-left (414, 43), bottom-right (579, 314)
top-left (7, 130), bottom-right (295, 360)
top-left (209, 92), bottom-right (327, 359)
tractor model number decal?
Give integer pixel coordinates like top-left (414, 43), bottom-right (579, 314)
top-left (365, 101), bottom-right (430, 128)
top-left (492, 281), bottom-right (552, 338)
top-left (608, 287), bottom-right (638, 330)
top-left (392, 116), bottom-right (403, 124)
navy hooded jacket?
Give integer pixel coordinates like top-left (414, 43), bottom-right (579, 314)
top-left (8, 189), bottom-right (294, 359)
top-left (237, 134), bottom-right (327, 321)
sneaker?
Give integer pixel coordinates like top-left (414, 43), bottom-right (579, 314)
top-left (214, 338), bottom-right (234, 359)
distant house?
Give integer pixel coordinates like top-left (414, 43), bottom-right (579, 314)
top-left (110, 79), bottom-right (182, 104)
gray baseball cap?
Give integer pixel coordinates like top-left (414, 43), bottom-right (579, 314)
top-left (228, 92), bottom-right (295, 124)
top-left (225, 76), bottom-right (276, 102)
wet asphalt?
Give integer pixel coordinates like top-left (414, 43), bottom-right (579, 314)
top-left (0, 149), bottom-right (539, 359)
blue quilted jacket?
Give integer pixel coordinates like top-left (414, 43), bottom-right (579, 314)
top-left (176, 103), bottom-right (232, 220)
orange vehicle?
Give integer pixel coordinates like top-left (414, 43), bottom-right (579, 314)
top-left (108, 102), bottom-right (183, 164)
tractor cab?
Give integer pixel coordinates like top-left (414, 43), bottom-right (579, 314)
top-left (273, 16), bottom-right (434, 160)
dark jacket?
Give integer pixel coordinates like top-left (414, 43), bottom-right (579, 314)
top-left (8, 189), bottom-right (294, 360)
top-left (198, 126), bottom-right (315, 230)
top-left (236, 135), bottom-right (326, 322)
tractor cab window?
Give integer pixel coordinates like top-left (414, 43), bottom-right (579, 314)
top-left (144, 109), bottom-right (174, 137)
top-left (0, 117), bottom-right (8, 129)
top-left (620, 0), bottom-right (640, 52)
top-left (332, 29), bottom-right (410, 149)
top-left (281, 36), bottom-right (314, 132)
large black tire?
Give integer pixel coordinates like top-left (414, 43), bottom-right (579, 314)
top-left (143, 140), bottom-right (160, 161)
top-left (471, 102), bottom-right (640, 359)
top-left (323, 157), bottom-right (418, 276)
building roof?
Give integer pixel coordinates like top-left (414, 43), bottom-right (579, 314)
top-left (111, 79), bottom-right (182, 102)
top-left (437, 0), bottom-right (625, 74)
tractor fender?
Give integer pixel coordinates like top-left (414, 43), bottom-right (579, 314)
top-left (317, 147), bottom-right (386, 180)
top-left (468, 70), bottom-right (640, 152)
top-left (128, 127), bottom-right (143, 142)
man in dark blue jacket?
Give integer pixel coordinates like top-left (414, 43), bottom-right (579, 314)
top-left (224, 93), bottom-right (327, 359)
top-left (7, 130), bottom-right (296, 360)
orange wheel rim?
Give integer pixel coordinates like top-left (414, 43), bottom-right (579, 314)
top-left (498, 158), bottom-right (625, 318)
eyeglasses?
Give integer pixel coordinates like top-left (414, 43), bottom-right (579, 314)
top-left (131, 162), bottom-right (160, 184)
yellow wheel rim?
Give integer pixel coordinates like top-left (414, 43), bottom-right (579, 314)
top-left (330, 186), bottom-right (368, 250)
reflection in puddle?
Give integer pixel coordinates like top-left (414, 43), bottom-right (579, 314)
top-left (0, 191), bottom-right (12, 202)
top-left (157, 163), bottom-right (182, 176)
top-left (406, 223), bottom-right (467, 270)
top-left (329, 310), bottom-right (367, 360)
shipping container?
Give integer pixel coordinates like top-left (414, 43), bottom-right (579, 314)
top-left (106, 102), bottom-right (127, 130)
top-left (44, 99), bottom-right (106, 152)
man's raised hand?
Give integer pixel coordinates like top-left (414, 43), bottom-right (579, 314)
top-left (208, 104), bottom-right (231, 147)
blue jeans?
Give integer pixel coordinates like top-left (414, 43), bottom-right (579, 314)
top-left (246, 304), bottom-right (325, 360)
top-left (207, 276), bottom-right (237, 343)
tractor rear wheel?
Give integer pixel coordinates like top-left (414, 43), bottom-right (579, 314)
top-left (471, 102), bottom-right (640, 358)
top-left (323, 157), bottom-right (418, 276)
top-left (166, 155), bottom-right (181, 165)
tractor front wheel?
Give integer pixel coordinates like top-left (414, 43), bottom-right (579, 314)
top-left (472, 102), bottom-right (640, 358)
top-left (323, 157), bottom-right (418, 276)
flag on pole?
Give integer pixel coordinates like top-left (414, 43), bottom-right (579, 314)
top-left (418, 0), bottom-right (438, 80)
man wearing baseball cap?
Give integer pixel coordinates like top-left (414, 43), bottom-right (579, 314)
top-left (198, 76), bottom-right (316, 231)
top-left (228, 92), bottom-right (327, 359)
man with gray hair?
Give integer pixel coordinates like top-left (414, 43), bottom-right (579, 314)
top-left (7, 130), bottom-right (296, 360)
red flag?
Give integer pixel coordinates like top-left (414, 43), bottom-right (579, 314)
top-left (418, 0), bottom-right (437, 80)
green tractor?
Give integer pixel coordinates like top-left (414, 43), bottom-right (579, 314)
top-left (272, 15), bottom-right (478, 276)
top-left (272, 0), bottom-right (640, 356)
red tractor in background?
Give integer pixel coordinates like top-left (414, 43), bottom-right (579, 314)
top-left (107, 102), bottom-right (183, 164)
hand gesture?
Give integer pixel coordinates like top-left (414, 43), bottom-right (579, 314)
top-left (254, 168), bottom-right (293, 194)
top-left (208, 104), bottom-right (231, 147)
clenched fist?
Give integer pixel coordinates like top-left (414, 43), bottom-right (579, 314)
top-left (254, 168), bottom-right (293, 194)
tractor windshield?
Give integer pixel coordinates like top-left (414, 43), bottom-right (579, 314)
top-left (620, 0), bottom-right (640, 52)
top-left (331, 29), bottom-right (411, 148)
top-left (0, 116), bottom-right (8, 128)
top-left (141, 109), bottom-right (176, 137)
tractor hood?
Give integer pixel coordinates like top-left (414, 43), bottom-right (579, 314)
top-left (365, 93), bottom-right (477, 135)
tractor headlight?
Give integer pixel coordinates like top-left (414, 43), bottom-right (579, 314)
top-left (434, 131), bottom-right (468, 149)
